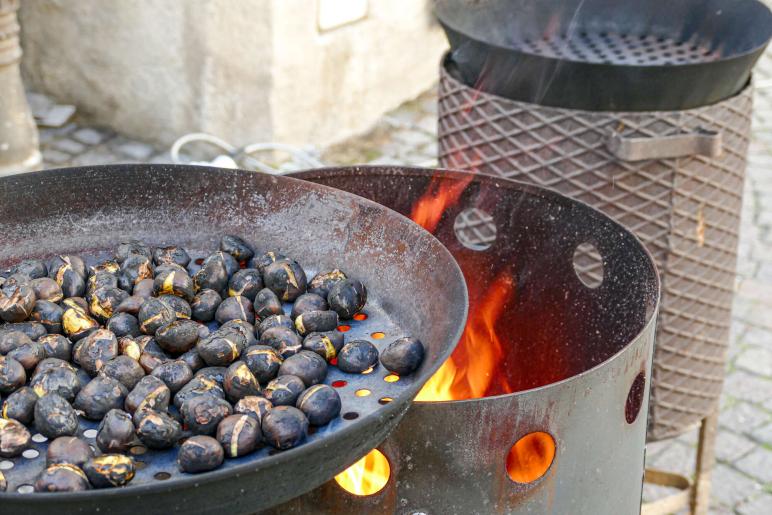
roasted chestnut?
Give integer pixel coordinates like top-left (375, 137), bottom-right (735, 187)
top-left (263, 375), bottom-right (305, 406)
top-left (0, 330), bottom-right (32, 354)
top-left (380, 336), bottom-right (425, 376)
top-left (118, 336), bottom-right (142, 361)
top-left (30, 366), bottom-right (80, 402)
top-left (296, 384), bottom-right (341, 426)
top-left (0, 418), bottom-right (31, 457)
top-left (134, 409), bottom-right (182, 449)
top-left (259, 326), bottom-right (302, 359)
top-left (96, 409), bottom-right (136, 453)
top-left (263, 260), bottom-right (307, 302)
top-left (0, 283), bottom-right (36, 323)
top-left (30, 277), bottom-right (63, 303)
top-left (83, 454), bottom-right (136, 488)
top-left (193, 261), bottom-right (228, 293)
top-left (132, 278), bottom-right (155, 299)
top-left (106, 312), bottom-right (141, 338)
top-left (159, 294), bottom-right (192, 320)
top-left (191, 289), bottom-right (222, 322)
top-left (257, 314), bottom-right (294, 336)
top-left (228, 269), bottom-right (263, 301)
top-left (8, 341), bottom-right (46, 371)
top-left (34, 464), bottom-right (90, 492)
top-left (290, 293), bottom-right (328, 320)
top-left (278, 351), bottom-right (327, 387)
top-left (62, 304), bottom-right (100, 342)
top-left (125, 375), bottom-right (171, 414)
top-left (89, 286), bottom-right (129, 323)
top-left (119, 254), bottom-right (154, 292)
top-left (307, 269), bottom-right (346, 298)
top-left (99, 355), bottom-right (146, 390)
top-left (302, 331), bottom-right (344, 362)
top-left (38, 334), bottom-right (73, 361)
top-left (48, 255), bottom-right (87, 298)
top-left (151, 360), bottom-right (193, 394)
top-left (47, 436), bottom-right (93, 467)
top-left (181, 395), bottom-right (232, 435)
top-left (249, 251), bottom-right (287, 274)
top-left (156, 319), bottom-right (201, 354)
top-left (0, 356), bottom-right (26, 394)
top-left (294, 310), bottom-right (339, 336)
top-left (253, 289), bottom-right (284, 324)
top-left (90, 260), bottom-right (121, 278)
top-left (195, 367), bottom-right (227, 385)
top-left (243, 345), bottom-right (282, 384)
top-left (116, 295), bottom-right (145, 316)
top-left (216, 414), bottom-right (261, 458)
top-left (173, 375), bottom-right (225, 410)
top-left (87, 272), bottom-right (119, 297)
top-left (337, 340), bottom-right (379, 374)
top-left (2, 320), bottom-right (47, 341)
top-left (153, 268), bottom-right (195, 302)
top-left (327, 278), bottom-right (367, 320)
top-left (196, 329), bottom-right (244, 367)
top-left (10, 259), bottom-right (48, 280)
top-left (138, 298), bottom-right (176, 335)
top-left (74, 375), bottom-right (129, 420)
top-left (233, 395), bottom-right (273, 424)
top-left (220, 235), bottom-right (255, 262)
top-left (215, 295), bottom-right (255, 325)
top-left (32, 300), bottom-right (64, 334)
top-left (223, 361), bottom-right (260, 402)
top-left (115, 240), bottom-right (153, 264)
top-left (204, 251), bottom-right (240, 278)
top-left (34, 393), bottom-right (79, 438)
top-left (261, 406), bottom-right (308, 450)
top-left (73, 328), bottom-right (119, 376)
top-left (177, 435), bottom-right (224, 473)
top-left (153, 245), bottom-right (191, 268)
top-left (180, 347), bottom-right (205, 372)
top-left (2, 386), bottom-right (37, 424)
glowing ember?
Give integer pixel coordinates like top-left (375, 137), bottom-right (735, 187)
top-left (334, 449), bottom-right (390, 496)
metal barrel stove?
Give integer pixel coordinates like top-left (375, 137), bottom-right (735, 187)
top-left (272, 166), bottom-right (660, 514)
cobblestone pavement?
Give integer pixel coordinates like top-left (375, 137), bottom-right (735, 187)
top-left (34, 49), bottom-right (772, 515)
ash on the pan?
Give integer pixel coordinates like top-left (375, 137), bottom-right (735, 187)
top-left (0, 236), bottom-right (424, 492)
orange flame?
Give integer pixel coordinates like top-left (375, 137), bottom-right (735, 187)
top-left (334, 449), bottom-right (390, 496)
top-left (409, 173), bottom-right (474, 233)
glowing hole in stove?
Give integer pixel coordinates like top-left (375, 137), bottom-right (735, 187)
top-left (378, 397), bottom-right (393, 405)
top-left (338, 325), bottom-right (351, 333)
top-left (331, 380), bottom-right (347, 388)
top-left (154, 472), bottom-right (172, 481)
top-left (371, 332), bottom-right (385, 340)
top-left (355, 389), bottom-right (371, 397)
top-left (383, 374), bottom-right (399, 383)
top-left (506, 432), bottom-right (556, 484)
top-left (343, 412), bottom-right (359, 420)
top-left (352, 313), bottom-right (368, 321)
top-left (334, 449), bottom-right (390, 496)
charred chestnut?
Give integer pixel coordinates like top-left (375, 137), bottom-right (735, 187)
top-left (125, 375), bottom-right (171, 414)
top-left (327, 279), bottom-right (367, 320)
top-left (30, 277), bottom-right (63, 303)
top-left (62, 304), bottom-right (100, 342)
top-left (215, 295), bottom-right (255, 325)
top-left (74, 375), bottom-right (129, 420)
top-left (380, 336), bottom-right (425, 376)
top-left (10, 259), bottom-right (48, 280)
top-left (302, 331), bottom-right (344, 362)
top-left (0, 418), bottom-right (31, 457)
top-left (223, 361), bottom-right (260, 402)
top-left (259, 326), bottom-right (302, 359)
top-left (48, 255), bottom-right (87, 298)
top-left (83, 454), bottom-right (135, 488)
top-left (8, 341), bottom-right (46, 371)
top-left (74, 328), bottom-right (119, 376)
top-left (0, 330), bottom-right (32, 354)
top-left (243, 345), bottom-right (282, 384)
top-left (2, 386), bottom-right (37, 424)
top-left (34, 464), bottom-right (90, 492)
top-left (296, 384), bottom-right (341, 426)
top-left (90, 260), bottom-right (121, 278)
top-left (116, 295), bottom-right (144, 316)
top-left (191, 289), bottom-right (222, 322)
top-left (205, 251), bottom-right (240, 278)
top-left (34, 393), bottom-right (79, 438)
top-left (132, 278), bottom-right (155, 299)
top-left (138, 298), bottom-right (176, 335)
top-left (156, 319), bottom-right (201, 354)
top-left (0, 283), bottom-right (36, 323)
top-left (177, 435), bottom-right (224, 473)
top-left (87, 272), bottom-right (118, 297)
top-left (194, 367), bottom-right (227, 386)
top-left (278, 351), bottom-right (327, 387)
top-left (294, 310), bottom-right (339, 336)
top-left (263, 260), bottom-right (307, 302)
top-left (99, 355), bottom-right (145, 390)
top-left (220, 235), bottom-right (254, 262)
top-left (337, 340), bottom-right (379, 374)
top-left (115, 240), bottom-right (153, 264)
top-left (2, 320), bottom-right (48, 341)
top-left (89, 286), bottom-right (129, 323)
top-left (32, 300), bottom-right (64, 334)
top-left (159, 294), bottom-right (192, 320)
top-left (196, 329), bottom-right (245, 367)
top-left (308, 269), bottom-right (346, 298)
top-left (151, 360), bottom-right (193, 394)
top-left (234, 395), bottom-right (273, 423)
top-left (253, 288), bottom-right (283, 321)
top-left (261, 406), bottom-right (308, 450)
top-left (264, 375), bottom-right (305, 406)
top-left (106, 312), bottom-right (141, 338)
top-left (0, 356), bottom-right (26, 394)
top-left (290, 293), bottom-right (327, 320)
top-left (217, 414), bottom-right (261, 458)
top-left (30, 366), bottom-right (80, 402)
top-left (257, 314), bottom-right (294, 336)
top-left (153, 268), bottom-right (195, 302)
top-left (181, 395), bottom-right (232, 435)
top-left (173, 375), bottom-right (225, 410)
top-left (153, 245), bottom-right (191, 268)
top-left (119, 254), bottom-right (154, 293)
top-left (180, 347), bottom-right (205, 372)
top-left (39, 334), bottom-right (73, 361)
top-left (96, 409), bottom-right (136, 453)
top-left (136, 336), bottom-right (170, 374)
top-left (47, 436), bottom-right (93, 467)
top-left (134, 409), bottom-right (181, 449)
top-left (226, 269), bottom-right (262, 302)
top-left (118, 336), bottom-right (142, 361)
top-left (193, 260), bottom-right (229, 293)
top-left (250, 251), bottom-right (287, 274)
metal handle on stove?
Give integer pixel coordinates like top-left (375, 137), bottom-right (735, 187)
top-left (607, 128), bottom-right (722, 161)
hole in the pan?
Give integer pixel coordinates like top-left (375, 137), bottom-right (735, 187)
top-left (343, 412), bottom-right (359, 420)
top-left (330, 357), bottom-right (338, 366)
top-left (506, 432), bottom-right (556, 484)
top-left (454, 208), bottom-right (497, 251)
top-left (31, 433), bottom-right (47, 443)
top-left (130, 445), bottom-right (148, 456)
top-left (352, 313), bottom-right (368, 321)
top-left (134, 460), bottom-right (147, 470)
top-left (355, 389), bottom-right (371, 397)
top-left (338, 325), bottom-right (351, 333)
top-left (334, 449), bottom-right (390, 496)
top-left (0, 460), bottom-right (14, 471)
top-left (195, 258), bottom-right (205, 266)
top-left (378, 397), bottom-right (393, 405)
top-left (89, 445), bottom-right (97, 453)
top-left (22, 449), bottom-right (39, 459)
top-left (371, 332), bottom-right (385, 340)
top-left (83, 429), bottom-right (98, 439)
top-left (154, 472), bottom-right (172, 481)
top-left (384, 374), bottom-right (399, 383)
top-left (361, 366), bottom-right (374, 375)
top-left (573, 243), bottom-right (604, 289)
top-left (332, 380), bottom-right (347, 388)
top-left (17, 484), bottom-right (34, 494)
top-left (626, 372), bottom-right (646, 424)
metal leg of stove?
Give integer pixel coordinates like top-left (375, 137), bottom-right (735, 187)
top-left (691, 410), bottom-right (718, 515)
top-left (0, 0), bottom-right (41, 177)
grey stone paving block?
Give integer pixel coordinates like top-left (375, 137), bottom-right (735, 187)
top-left (737, 494), bottom-right (772, 515)
top-left (416, 114), bottom-right (437, 135)
top-left (736, 346), bottom-right (772, 376)
top-left (715, 430), bottom-right (756, 462)
top-left (722, 373), bottom-right (772, 405)
top-left (37, 128), bottom-right (58, 145)
top-left (41, 148), bottom-right (71, 166)
top-left (367, 155), bottom-right (403, 166)
top-left (718, 401), bottom-right (770, 433)
top-left (148, 152), bottom-right (174, 164)
top-left (70, 146), bottom-right (124, 167)
top-left (393, 129), bottom-right (435, 147)
top-left (646, 442), bottom-right (695, 476)
top-left (736, 447), bottom-right (772, 484)
top-left (711, 464), bottom-right (761, 508)
top-left (751, 422), bottom-right (772, 446)
top-left (113, 139), bottom-right (156, 160)
top-left (73, 127), bottom-right (109, 146)
top-left (743, 327), bottom-right (772, 348)
top-left (51, 138), bottom-right (86, 155)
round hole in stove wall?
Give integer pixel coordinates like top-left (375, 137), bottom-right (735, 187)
top-left (334, 448), bottom-right (391, 496)
top-left (454, 208), bottom-right (497, 251)
top-left (573, 242), bottom-right (604, 289)
top-left (625, 372), bottom-right (646, 424)
top-left (505, 431), bottom-right (556, 484)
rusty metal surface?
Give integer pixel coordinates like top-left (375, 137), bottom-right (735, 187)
top-left (437, 60), bottom-right (751, 441)
top-left (278, 167), bottom-right (660, 514)
top-left (0, 164), bottom-right (468, 514)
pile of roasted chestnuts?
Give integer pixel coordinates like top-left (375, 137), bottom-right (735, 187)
top-left (0, 236), bottom-right (425, 492)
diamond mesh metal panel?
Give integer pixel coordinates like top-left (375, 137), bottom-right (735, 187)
top-left (438, 63), bottom-right (752, 441)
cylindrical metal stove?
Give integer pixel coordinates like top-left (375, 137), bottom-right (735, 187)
top-left (273, 166), bottom-right (660, 514)
top-left (437, 58), bottom-right (752, 441)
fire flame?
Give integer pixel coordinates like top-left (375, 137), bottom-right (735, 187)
top-left (409, 173), bottom-right (474, 233)
top-left (334, 449), bottom-right (390, 496)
